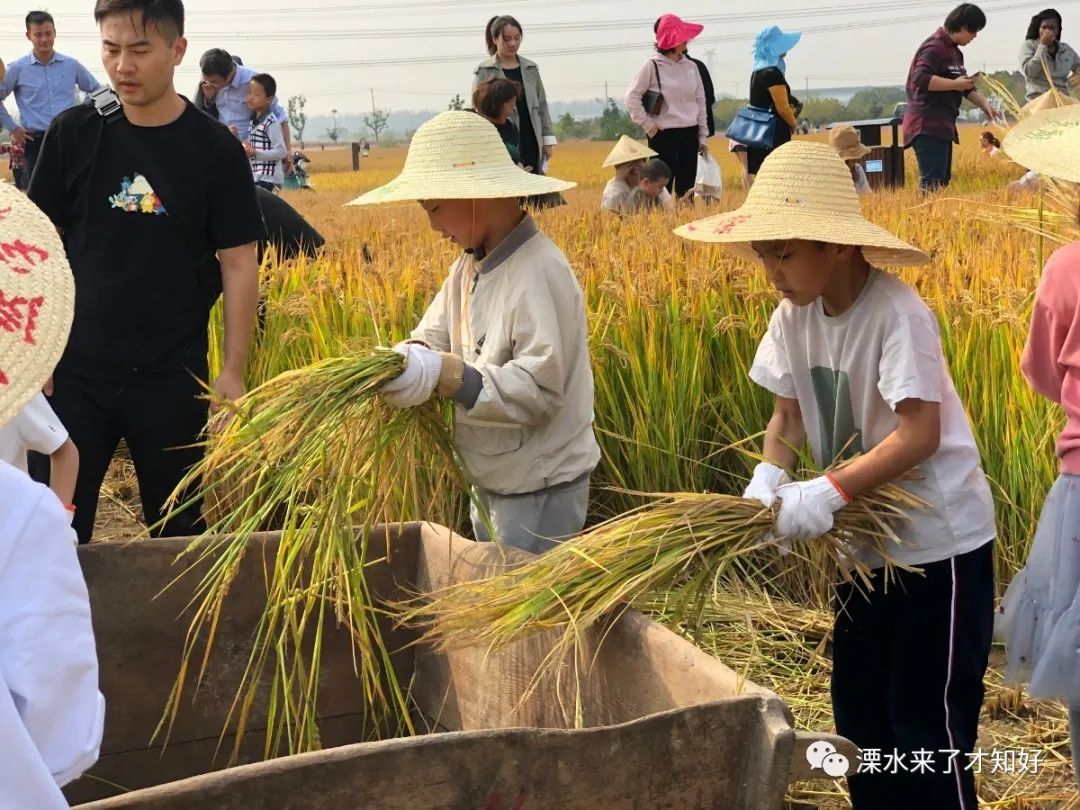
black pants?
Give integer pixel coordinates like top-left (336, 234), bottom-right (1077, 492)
top-left (30, 368), bottom-right (208, 544)
top-left (18, 135), bottom-right (43, 191)
top-left (912, 134), bottom-right (954, 192)
top-left (648, 126), bottom-right (699, 198)
top-left (832, 541), bottom-right (995, 810)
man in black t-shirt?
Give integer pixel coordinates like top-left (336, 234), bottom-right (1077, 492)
top-left (28, 0), bottom-right (262, 544)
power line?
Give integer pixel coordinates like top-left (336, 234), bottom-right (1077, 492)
top-left (162, 0), bottom-right (1057, 75)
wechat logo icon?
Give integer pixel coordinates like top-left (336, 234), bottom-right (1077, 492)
top-left (806, 740), bottom-right (851, 778)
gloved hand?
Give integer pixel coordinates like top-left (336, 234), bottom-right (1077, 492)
top-left (380, 342), bottom-right (443, 408)
top-left (742, 462), bottom-right (792, 508)
top-left (774, 475), bottom-right (850, 541)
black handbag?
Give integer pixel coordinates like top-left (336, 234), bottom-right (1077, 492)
top-left (641, 62), bottom-right (665, 116)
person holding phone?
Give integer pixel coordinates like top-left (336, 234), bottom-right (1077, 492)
top-left (1020, 9), bottom-right (1080, 101)
top-left (902, 4), bottom-right (998, 192)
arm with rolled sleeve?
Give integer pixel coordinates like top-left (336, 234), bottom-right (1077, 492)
top-left (464, 275), bottom-right (569, 426)
top-left (535, 70), bottom-right (556, 146)
top-left (1021, 255), bottom-right (1077, 402)
top-left (911, 40), bottom-right (946, 92)
top-left (0, 64), bottom-right (19, 133)
top-left (74, 60), bottom-right (101, 94)
top-left (626, 60), bottom-right (659, 137)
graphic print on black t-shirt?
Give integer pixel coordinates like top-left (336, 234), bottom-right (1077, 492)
top-left (108, 174), bottom-right (167, 215)
top-left (27, 101), bottom-right (263, 377)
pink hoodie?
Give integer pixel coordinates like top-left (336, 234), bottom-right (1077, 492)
top-left (1022, 240), bottom-right (1080, 474)
top-left (625, 53), bottom-right (708, 144)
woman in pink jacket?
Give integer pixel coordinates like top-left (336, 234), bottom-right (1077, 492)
top-left (625, 14), bottom-right (709, 199)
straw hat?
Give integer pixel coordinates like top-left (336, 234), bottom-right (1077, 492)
top-left (0, 182), bottom-right (75, 429)
top-left (829, 126), bottom-right (871, 161)
top-left (1019, 89), bottom-right (1078, 117)
top-left (602, 135), bottom-right (657, 168)
top-left (347, 111), bottom-right (576, 206)
top-left (1004, 105), bottom-right (1080, 183)
top-left (674, 141), bottom-right (929, 266)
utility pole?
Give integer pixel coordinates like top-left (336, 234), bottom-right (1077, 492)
top-left (604, 80), bottom-right (609, 102)
top-left (370, 87), bottom-right (376, 113)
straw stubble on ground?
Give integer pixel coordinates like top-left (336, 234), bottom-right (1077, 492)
top-left (95, 129), bottom-right (1075, 805)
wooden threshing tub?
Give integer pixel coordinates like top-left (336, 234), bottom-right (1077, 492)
top-left (66, 523), bottom-right (854, 809)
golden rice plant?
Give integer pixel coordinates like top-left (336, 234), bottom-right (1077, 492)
top-left (159, 350), bottom-right (469, 759)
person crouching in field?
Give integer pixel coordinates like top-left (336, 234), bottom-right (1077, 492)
top-left (623, 158), bottom-right (673, 213)
top-left (348, 111), bottom-right (600, 554)
top-left (676, 141), bottom-right (996, 810)
top-left (998, 104), bottom-right (1080, 792)
top-left (600, 135), bottom-right (670, 213)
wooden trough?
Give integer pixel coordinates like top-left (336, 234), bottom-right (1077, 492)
top-left (66, 522), bottom-right (855, 809)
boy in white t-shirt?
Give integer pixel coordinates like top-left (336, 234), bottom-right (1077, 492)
top-left (675, 141), bottom-right (996, 810)
top-left (0, 173), bottom-right (103, 808)
top-left (0, 393), bottom-right (79, 509)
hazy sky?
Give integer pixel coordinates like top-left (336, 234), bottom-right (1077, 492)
top-left (0, 0), bottom-right (1063, 116)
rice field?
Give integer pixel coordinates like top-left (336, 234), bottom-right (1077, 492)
top-left (99, 126), bottom-right (1077, 806)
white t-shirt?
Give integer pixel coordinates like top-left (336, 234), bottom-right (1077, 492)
top-left (0, 463), bottom-right (104, 808)
top-left (0, 394), bottom-right (68, 472)
top-left (750, 270), bottom-right (996, 568)
top-left (601, 178), bottom-right (674, 213)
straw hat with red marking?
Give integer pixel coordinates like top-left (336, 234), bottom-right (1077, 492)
top-left (674, 140), bottom-right (929, 266)
top-left (0, 181), bottom-right (75, 428)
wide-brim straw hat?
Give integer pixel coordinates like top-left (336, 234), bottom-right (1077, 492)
top-left (1004, 105), bottom-right (1080, 183)
top-left (1019, 88), bottom-right (1078, 117)
top-left (829, 125), bottom-right (872, 160)
top-left (674, 141), bottom-right (929, 266)
top-left (347, 111), bottom-right (575, 206)
top-left (602, 135), bottom-right (657, 168)
top-left (0, 182), bottom-right (75, 428)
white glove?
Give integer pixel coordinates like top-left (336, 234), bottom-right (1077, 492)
top-left (742, 462), bottom-right (791, 508)
top-left (380, 342), bottom-right (443, 408)
top-left (774, 476), bottom-right (849, 541)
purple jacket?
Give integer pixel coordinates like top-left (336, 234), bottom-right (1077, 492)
top-left (902, 28), bottom-right (971, 146)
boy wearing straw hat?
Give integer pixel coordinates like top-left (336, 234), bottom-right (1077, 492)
top-left (676, 141), bottom-right (996, 810)
top-left (349, 111), bottom-right (600, 554)
top-left (0, 182), bottom-right (104, 808)
top-left (829, 125), bottom-right (872, 195)
top-left (600, 134), bottom-right (674, 213)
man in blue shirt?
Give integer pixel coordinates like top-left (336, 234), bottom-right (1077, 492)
top-left (0, 10), bottom-right (102, 190)
top-left (199, 48), bottom-right (291, 167)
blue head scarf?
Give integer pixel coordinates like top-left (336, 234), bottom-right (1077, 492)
top-left (752, 25), bottom-right (802, 72)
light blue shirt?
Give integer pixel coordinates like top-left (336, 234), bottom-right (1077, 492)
top-left (0, 50), bottom-right (102, 133)
top-left (212, 64), bottom-right (288, 142)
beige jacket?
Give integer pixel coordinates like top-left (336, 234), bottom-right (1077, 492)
top-left (411, 217), bottom-right (600, 494)
top-left (473, 56), bottom-right (557, 157)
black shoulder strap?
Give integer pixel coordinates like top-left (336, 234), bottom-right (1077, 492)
top-left (652, 61), bottom-right (662, 90)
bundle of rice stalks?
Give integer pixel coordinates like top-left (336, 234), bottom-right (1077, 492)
top-left (404, 471), bottom-right (926, 675)
top-left (159, 349), bottom-right (469, 759)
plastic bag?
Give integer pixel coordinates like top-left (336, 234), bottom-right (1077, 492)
top-left (695, 153), bottom-right (722, 201)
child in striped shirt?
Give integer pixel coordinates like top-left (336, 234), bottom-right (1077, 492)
top-left (245, 73), bottom-right (287, 192)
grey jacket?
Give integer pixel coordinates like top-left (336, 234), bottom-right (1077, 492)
top-left (473, 55), bottom-right (556, 157)
top-left (1020, 38), bottom-right (1080, 100)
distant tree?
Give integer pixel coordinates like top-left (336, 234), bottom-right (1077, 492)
top-left (448, 94), bottom-right (465, 111)
top-left (713, 97), bottom-right (747, 132)
top-left (598, 98), bottom-right (637, 140)
top-left (287, 94), bottom-right (308, 147)
top-left (325, 126), bottom-right (342, 143)
top-left (799, 97), bottom-right (845, 126)
top-left (364, 108), bottom-right (392, 143)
